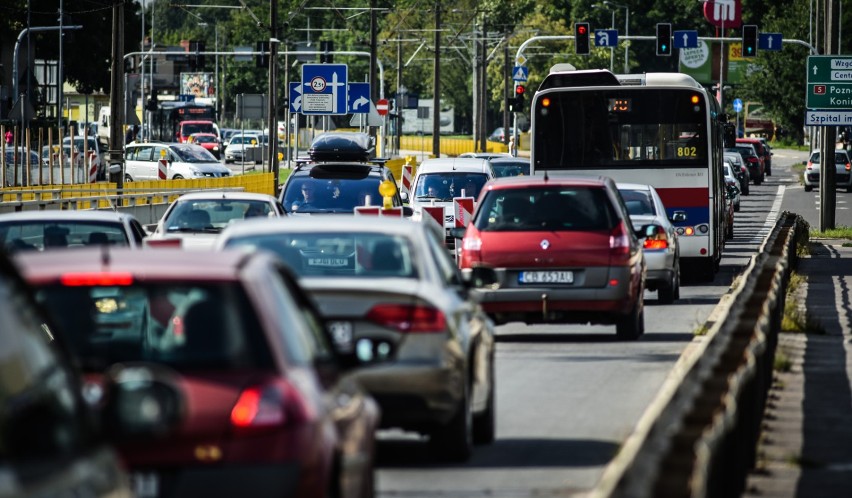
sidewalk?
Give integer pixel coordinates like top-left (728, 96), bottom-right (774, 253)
top-left (744, 239), bottom-right (852, 498)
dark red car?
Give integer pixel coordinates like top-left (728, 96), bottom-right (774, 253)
top-left (188, 132), bottom-right (222, 159)
top-left (453, 175), bottom-right (649, 339)
top-left (15, 248), bottom-right (380, 498)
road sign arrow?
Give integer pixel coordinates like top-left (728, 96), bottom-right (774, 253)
top-left (352, 95), bottom-right (369, 110)
top-left (813, 65), bottom-right (819, 76)
top-left (682, 33), bottom-right (688, 46)
top-left (293, 96), bottom-right (302, 112)
top-left (597, 32), bottom-right (609, 45)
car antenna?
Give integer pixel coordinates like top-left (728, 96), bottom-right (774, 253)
top-left (543, 167), bottom-right (549, 182)
top-left (100, 243), bottom-right (111, 268)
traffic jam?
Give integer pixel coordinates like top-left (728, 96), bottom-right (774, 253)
top-left (0, 1), bottom-right (805, 496)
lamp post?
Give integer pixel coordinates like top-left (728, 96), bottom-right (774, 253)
top-left (592, 4), bottom-right (615, 72)
top-left (603, 0), bottom-right (629, 73)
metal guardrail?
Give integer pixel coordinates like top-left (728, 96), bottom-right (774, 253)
top-left (591, 211), bottom-right (807, 498)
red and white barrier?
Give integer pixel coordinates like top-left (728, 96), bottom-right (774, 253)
top-left (354, 206), bottom-right (381, 216)
top-left (453, 197), bottom-right (475, 228)
top-left (380, 207), bottom-right (404, 217)
top-left (158, 158), bottom-right (168, 180)
top-left (88, 151), bottom-right (98, 183)
top-left (422, 205), bottom-right (445, 228)
top-left (401, 164), bottom-right (413, 197)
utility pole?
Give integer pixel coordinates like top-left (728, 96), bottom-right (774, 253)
top-left (820, 0), bottom-right (840, 231)
top-left (478, 17), bottom-right (487, 152)
top-left (268, 0), bottom-right (279, 192)
top-left (396, 38), bottom-right (403, 153)
top-left (369, 0), bottom-right (379, 146)
top-left (503, 26), bottom-right (510, 147)
top-left (108, 0), bottom-right (125, 189)
top-left (432, 0), bottom-right (441, 156)
top-left (58, 0), bottom-right (64, 131)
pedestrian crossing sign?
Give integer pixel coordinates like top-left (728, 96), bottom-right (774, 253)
top-left (512, 66), bottom-right (528, 82)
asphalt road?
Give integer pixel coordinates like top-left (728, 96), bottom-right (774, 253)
top-left (374, 150), bottom-right (802, 497)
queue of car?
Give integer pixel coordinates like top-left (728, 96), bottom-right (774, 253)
top-left (0, 130), bottom-right (705, 496)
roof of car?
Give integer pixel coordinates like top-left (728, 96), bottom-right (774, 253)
top-left (416, 157), bottom-right (493, 175)
top-left (169, 191), bottom-right (280, 202)
top-left (0, 210), bottom-right (135, 223)
top-left (616, 182), bottom-right (653, 192)
top-left (14, 248), bottom-right (261, 284)
top-left (489, 157), bottom-right (530, 164)
top-left (220, 215), bottom-right (420, 240)
top-left (484, 175), bottom-right (610, 189)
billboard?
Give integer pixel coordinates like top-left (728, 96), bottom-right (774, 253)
top-left (678, 41), bottom-right (756, 85)
top-left (180, 72), bottom-right (216, 99)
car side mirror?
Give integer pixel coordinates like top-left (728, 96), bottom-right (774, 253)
top-left (100, 364), bottom-right (184, 442)
top-left (399, 191), bottom-right (409, 203)
top-left (448, 227), bottom-right (467, 239)
top-left (403, 206), bottom-right (414, 217)
top-left (671, 211), bottom-right (687, 223)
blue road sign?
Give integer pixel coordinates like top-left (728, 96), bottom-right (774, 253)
top-left (348, 82), bottom-right (371, 114)
top-left (733, 98), bottom-right (743, 112)
top-left (759, 33), bottom-right (783, 51)
top-left (301, 63), bottom-right (348, 115)
top-left (673, 30), bottom-right (699, 49)
top-left (512, 66), bottom-right (528, 82)
top-left (594, 30), bottom-right (618, 48)
top-left (289, 82), bottom-right (303, 113)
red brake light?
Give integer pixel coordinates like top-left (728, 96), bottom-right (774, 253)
top-left (609, 221), bottom-right (631, 257)
top-left (644, 238), bottom-right (669, 250)
top-left (61, 272), bottom-right (134, 286)
top-left (231, 386), bottom-right (286, 428)
top-left (145, 238), bottom-right (182, 248)
top-left (366, 304), bottom-right (447, 333)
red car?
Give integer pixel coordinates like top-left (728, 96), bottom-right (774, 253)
top-left (15, 248), bottom-right (380, 498)
top-left (453, 175), bottom-right (650, 339)
top-left (188, 132), bottom-right (222, 159)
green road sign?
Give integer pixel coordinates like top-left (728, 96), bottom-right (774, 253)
top-left (806, 83), bottom-right (852, 109)
top-left (807, 55), bottom-right (852, 84)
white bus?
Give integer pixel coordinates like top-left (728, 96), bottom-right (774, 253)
top-left (529, 68), bottom-right (733, 280)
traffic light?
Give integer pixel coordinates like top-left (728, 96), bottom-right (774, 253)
top-left (574, 22), bottom-right (590, 55)
top-left (256, 41), bottom-right (269, 69)
top-left (656, 23), bottom-right (672, 56)
top-left (509, 84), bottom-right (526, 113)
top-left (189, 40), bottom-right (205, 71)
top-left (320, 40), bottom-right (334, 63)
top-left (742, 25), bottom-right (758, 57)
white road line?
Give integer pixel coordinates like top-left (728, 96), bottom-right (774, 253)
top-left (740, 185), bottom-right (785, 244)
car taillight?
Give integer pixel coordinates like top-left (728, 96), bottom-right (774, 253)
top-left (230, 381), bottom-right (309, 430)
top-left (366, 304), bottom-right (447, 333)
top-left (145, 238), bottom-right (182, 248)
top-left (748, 157), bottom-right (759, 164)
top-left (61, 272), bottom-right (134, 286)
top-left (609, 221), bottom-right (631, 257)
top-left (643, 230), bottom-right (669, 250)
top-left (807, 161), bottom-right (814, 170)
top-left (846, 162), bottom-right (851, 172)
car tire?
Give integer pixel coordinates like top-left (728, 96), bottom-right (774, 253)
top-left (616, 296), bottom-right (644, 340)
top-left (430, 383), bottom-right (473, 462)
top-left (804, 184), bottom-right (813, 192)
top-left (658, 260), bottom-right (679, 304)
top-left (124, 174), bottom-right (133, 183)
top-left (754, 176), bottom-right (762, 186)
top-left (847, 185), bottom-right (852, 193)
top-left (735, 201), bottom-right (741, 212)
top-left (172, 174), bottom-right (184, 180)
top-left (742, 183), bottom-right (749, 195)
top-left (472, 354), bottom-right (496, 445)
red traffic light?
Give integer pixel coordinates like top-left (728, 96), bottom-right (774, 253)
top-left (515, 84), bottom-right (526, 96)
top-left (577, 25), bottom-right (587, 35)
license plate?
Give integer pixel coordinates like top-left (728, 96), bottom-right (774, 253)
top-left (328, 321), bottom-right (354, 353)
top-left (132, 472), bottom-right (159, 498)
top-left (519, 271), bottom-right (574, 284)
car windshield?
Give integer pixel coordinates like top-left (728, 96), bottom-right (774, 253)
top-left (282, 177), bottom-right (386, 213)
top-left (415, 173), bottom-right (489, 201)
top-left (171, 145), bottom-right (218, 163)
top-left (0, 221), bottom-right (129, 252)
top-left (810, 152), bottom-right (850, 164)
top-left (618, 188), bottom-right (657, 217)
top-left (193, 135), bottom-right (217, 144)
top-left (474, 186), bottom-right (617, 231)
top-left (728, 146), bottom-right (756, 158)
top-left (182, 123), bottom-right (215, 136)
top-left (491, 162), bottom-right (530, 178)
top-left (33, 282), bottom-right (274, 372)
top-left (164, 199), bottom-right (272, 233)
top-left (223, 232), bottom-right (418, 278)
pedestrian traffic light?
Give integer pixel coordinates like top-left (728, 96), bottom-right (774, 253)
top-left (742, 25), bottom-right (758, 58)
top-left (320, 40), bottom-right (334, 63)
top-left (256, 41), bottom-right (269, 69)
top-left (574, 22), bottom-right (590, 55)
top-left (656, 23), bottom-right (672, 56)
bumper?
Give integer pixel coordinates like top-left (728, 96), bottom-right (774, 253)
top-left (805, 172), bottom-right (852, 187)
top-left (132, 465), bottom-right (301, 498)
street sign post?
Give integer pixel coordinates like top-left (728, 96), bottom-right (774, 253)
top-left (512, 66), bottom-right (528, 82)
top-left (806, 56), bottom-right (852, 110)
top-left (758, 33), bottom-right (783, 51)
top-left (289, 82), bottom-right (302, 113)
top-left (673, 30), bottom-right (699, 49)
top-left (805, 110), bottom-right (852, 126)
top-left (348, 82), bottom-right (370, 114)
top-left (376, 98), bottom-right (389, 116)
top-left (301, 63), bottom-right (348, 115)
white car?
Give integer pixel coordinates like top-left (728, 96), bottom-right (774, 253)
top-left (409, 157), bottom-right (495, 247)
top-left (617, 183), bottom-right (682, 304)
top-left (124, 143), bottom-right (231, 181)
top-left (223, 133), bottom-right (260, 163)
top-left (0, 210), bottom-right (147, 252)
top-left (147, 191), bottom-right (285, 250)
top-left (723, 162), bottom-right (742, 212)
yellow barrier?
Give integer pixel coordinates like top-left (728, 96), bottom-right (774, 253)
top-left (399, 135), bottom-right (509, 155)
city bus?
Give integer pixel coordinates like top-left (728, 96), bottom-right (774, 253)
top-left (149, 101), bottom-right (217, 143)
top-left (529, 68), bottom-right (733, 280)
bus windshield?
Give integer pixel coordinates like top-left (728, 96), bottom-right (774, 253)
top-left (533, 88), bottom-right (707, 171)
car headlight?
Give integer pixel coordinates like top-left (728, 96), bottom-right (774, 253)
top-left (190, 169), bottom-right (205, 177)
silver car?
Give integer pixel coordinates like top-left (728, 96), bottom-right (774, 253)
top-left (216, 216), bottom-right (498, 461)
top-left (0, 210), bottom-right (147, 252)
top-left (617, 183), bottom-right (682, 304)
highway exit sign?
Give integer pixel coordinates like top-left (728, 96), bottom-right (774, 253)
top-left (806, 56), bottom-right (852, 109)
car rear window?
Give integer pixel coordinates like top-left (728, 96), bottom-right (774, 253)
top-left (618, 188), bottom-right (657, 216)
top-left (223, 232), bottom-right (418, 278)
top-left (164, 199), bottom-right (272, 233)
top-left (281, 175), bottom-right (388, 213)
top-left (33, 282), bottom-right (274, 372)
top-left (810, 152), bottom-right (851, 164)
top-left (414, 172), bottom-right (489, 201)
top-left (0, 221), bottom-right (129, 252)
top-left (474, 186), bottom-right (617, 231)
top-left (171, 144), bottom-right (218, 163)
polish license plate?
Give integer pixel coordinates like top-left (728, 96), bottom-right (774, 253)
top-left (132, 472), bottom-right (160, 498)
top-left (519, 271), bottom-right (574, 284)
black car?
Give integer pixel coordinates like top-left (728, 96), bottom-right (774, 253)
top-left (0, 248), bottom-right (183, 497)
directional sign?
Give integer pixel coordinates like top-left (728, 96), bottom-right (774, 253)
top-left (806, 56), bottom-right (852, 109)
top-left (512, 66), bottom-right (528, 82)
top-left (301, 63), bottom-right (348, 115)
top-left (805, 110), bottom-right (852, 126)
top-left (758, 33), bottom-right (783, 51)
top-left (807, 56), bottom-right (852, 83)
top-left (289, 82), bottom-right (303, 113)
top-left (595, 30), bottom-right (618, 48)
top-left (733, 98), bottom-right (743, 112)
top-left (806, 83), bottom-right (852, 109)
top-left (673, 30), bottom-right (699, 49)
top-left (348, 82), bottom-right (370, 114)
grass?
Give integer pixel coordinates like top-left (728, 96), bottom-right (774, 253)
top-left (811, 225), bottom-right (852, 240)
top-left (774, 349), bottom-right (792, 372)
top-left (693, 322), bottom-right (710, 336)
top-left (781, 271), bottom-right (826, 334)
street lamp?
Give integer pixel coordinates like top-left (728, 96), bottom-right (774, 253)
top-left (592, 4), bottom-right (615, 72)
top-left (603, 1), bottom-right (629, 74)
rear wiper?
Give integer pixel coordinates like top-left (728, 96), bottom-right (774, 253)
top-left (166, 227), bottom-right (221, 233)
